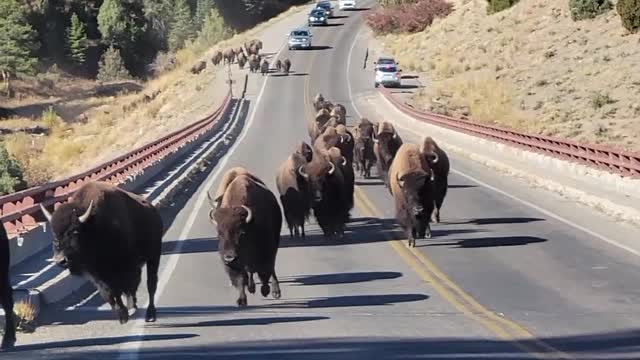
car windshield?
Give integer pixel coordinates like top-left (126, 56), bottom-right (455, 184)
top-left (378, 59), bottom-right (395, 65)
top-left (291, 31), bottom-right (309, 37)
top-left (310, 10), bottom-right (324, 16)
top-left (317, 3), bottom-right (331, 9)
top-left (378, 66), bottom-right (397, 73)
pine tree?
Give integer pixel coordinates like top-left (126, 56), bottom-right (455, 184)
top-left (194, 0), bottom-right (215, 30)
top-left (197, 7), bottom-right (232, 48)
top-left (144, 0), bottom-right (175, 51)
top-left (67, 13), bottom-right (89, 65)
top-left (168, 0), bottom-right (196, 51)
top-left (0, 143), bottom-right (27, 195)
top-left (0, 0), bottom-right (39, 95)
top-left (97, 46), bottom-right (132, 82)
top-left (98, 0), bottom-right (147, 76)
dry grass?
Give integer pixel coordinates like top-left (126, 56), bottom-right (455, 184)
top-left (1, 3), bottom-right (309, 185)
top-left (14, 299), bottom-right (38, 333)
top-left (375, 0), bottom-right (640, 150)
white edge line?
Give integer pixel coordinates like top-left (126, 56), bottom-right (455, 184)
top-left (346, 24), bottom-right (639, 259)
top-left (116, 41), bottom-right (289, 360)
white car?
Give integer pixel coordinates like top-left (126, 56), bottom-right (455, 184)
top-left (339, 0), bottom-right (356, 10)
top-left (375, 63), bottom-right (402, 88)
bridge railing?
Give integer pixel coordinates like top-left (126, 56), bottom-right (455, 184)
top-left (1, 90), bottom-right (233, 237)
top-left (379, 86), bottom-right (640, 178)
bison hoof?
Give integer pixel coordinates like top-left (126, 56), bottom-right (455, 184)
top-left (118, 308), bottom-right (129, 324)
top-left (237, 297), bottom-right (248, 307)
top-left (272, 288), bottom-right (281, 300)
top-left (1, 337), bottom-right (16, 350)
top-left (260, 284), bottom-right (271, 297)
top-left (248, 282), bottom-right (256, 294)
top-left (145, 307), bottom-right (157, 323)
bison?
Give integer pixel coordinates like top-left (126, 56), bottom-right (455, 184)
top-left (248, 55), bottom-right (260, 73)
top-left (303, 148), bottom-right (350, 240)
top-left (275, 60), bottom-right (282, 73)
top-left (335, 124), bottom-right (354, 165)
top-left (276, 153), bottom-right (312, 239)
top-left (209, 168), bottom-right (282, 307)
top-left (327, 147), bottom-right (355, 212)
top-left (389, 144), bottom-right (436, 247)
top-left (356, 117), bottom-right (375, 139)
top-left (330, 104), bottom-right (347, 123)
top-left (223, 48), bottom-right (235, 64)
top-left (260, 60), bottom-right (270, 76)
top-left (373, 121), bottom-right (403, 189)
top-left (420, 136), bottom-right (450, 223)
top-left (238, 56), bottom-right (247, 69)
top-left (0, 225), bottom-right (16, 349)
top-left (283, 59), bottom-right (291, 75)
top-left (210, 167), bottom-right (266, 209)
top-left (308, 109), bottom-right (331, 143)
top-left (212, 50), bottom-right (223, 66)
top-left (190, 60), bottom-right (206, 74)
top-left (295, 141), bottom-right (313, 163)
top-left (313, 93), bottom-right (325, 111)
top-left (39, 181), bottom-right (163, 324)
top-left (354, 134), bottom-right (376, 178)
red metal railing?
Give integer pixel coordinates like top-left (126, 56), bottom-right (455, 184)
top-left (380, 86), bottom-right (640, 178)
top-left (1, 90), bottom-right (232, 236)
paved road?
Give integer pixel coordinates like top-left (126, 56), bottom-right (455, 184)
top-left (6, 1), bottom-right (640, 359)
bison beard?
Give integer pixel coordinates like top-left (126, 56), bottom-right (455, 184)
top-left (40, 181), bottom-right (163, 324)
top-left (210, 170), bottom-right (283, 307)
top-left (0, 225), bottom-right (16, 349)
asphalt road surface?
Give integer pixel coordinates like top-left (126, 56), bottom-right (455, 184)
top-left (7, 1), bottom-right (640, 359)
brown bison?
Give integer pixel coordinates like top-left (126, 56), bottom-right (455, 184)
top-left (40, 181), bottom-right (163, 323)
top-left (209, 168), bottom-right (282, 307)
top-left (234, 47), bottom-right (245, 58)
top-left (326, 146), bottom-right (355, 212)
top-left (356, 117), bottom-right (375, 139)
top-left (295, 141), bottom-right (313, 162)
top-left (210, 167), bottom-right (266, 208)
top-left (238, 56), bottom-right (247, 69)
top-left (190, 60), bottom-right (206, 74)
top-left (373, 121), bottom-right (403, 189)
top-left (389, 144), bottom-right (436, 247)
top-left (330, 104), bottom-right (347, 123)
top-left (211, 50), bottom-right (223, 66)
top-left (260, 60), bottom-right (270, 76)
top-left (335, 124), bottom-right (354, 165)
top-left (283, 59), bottom-right (291, 75)
top-left (248, 55), bottom-right (260, 73)
top-left (0, 225), bottom-right (16, 349)
top-left (276, 152), bottom-right (312, 239)
top-left (223, 48), bottom-right (235, 64)
top-left (420, 136), bottom-right (450, 223)
top-left (354, 134), bottom-right (376, 178)
top-left (275, 60), bottom-right (282, 72)
top-left (303, 148), bottom-right (350, 240)
top-left (313, 93), bottom-right (325, 111)
top-left (308, 109), bottom-right (331, 143)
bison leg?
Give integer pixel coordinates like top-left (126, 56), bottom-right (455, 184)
top-left (114, 294), bottom-right (129, 324)
top-left (293, 225), bottom-right (300, 238)
top-left (236, 271), bottom-right (248, 307)
top-left (0, 280), bottom-right (16, 350)
top-left (425, 223), bottom-right (432, 239)
top-left (145, 255), bottom-right (160, 322)
top-left (258, 271), bottom-right (271, 298)
top-left (271, 272), bottom-right (282, 300)
top-left (247, 272), bottom-right (256, 294)
top-left (301, 224), bottom-right (306, 240)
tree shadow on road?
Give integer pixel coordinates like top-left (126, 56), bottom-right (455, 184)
top-left (146, 316), bottom-right (329, 329)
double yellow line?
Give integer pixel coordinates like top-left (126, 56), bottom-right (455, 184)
top-left (355, 187), bottom-right (572, 359)
top-left (300, 22), bottom-right (570, 359)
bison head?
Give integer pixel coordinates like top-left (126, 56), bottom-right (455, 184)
top-left (296, 141), bottom-right (313, 162)
top-left (40, 200), bottom-right (94, 274)
top-left (303, 155), bottom-right (336, 203)
top-left (396, 171), bottom-right (431, 218)
top-left (211, 205), bottom-right (253, 265)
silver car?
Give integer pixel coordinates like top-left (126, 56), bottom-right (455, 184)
top-left (288, 28), bottom-right (313, 50)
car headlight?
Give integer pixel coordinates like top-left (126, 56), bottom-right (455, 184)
top-left (320, 17), bottom-right (325, 20)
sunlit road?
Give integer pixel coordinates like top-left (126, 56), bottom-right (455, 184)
top-left (7, 1), bottom-right (640, 359)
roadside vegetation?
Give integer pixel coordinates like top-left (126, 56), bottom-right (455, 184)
top-left (368, 0), bottom-right (640, 151)
top-left (0, 0), bottom-right (306, 195)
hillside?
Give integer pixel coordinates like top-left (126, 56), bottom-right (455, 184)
top-left (374, 0), bottom-right (640, 151)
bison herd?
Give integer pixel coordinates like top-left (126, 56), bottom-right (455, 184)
top-left (0, 92), bottom-right (450, 349)
top-left (208, 38), bottom-right (293, 76)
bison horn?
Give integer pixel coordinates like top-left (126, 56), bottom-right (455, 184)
top-left (78, 200), bottom-right (93, 223)
top-left (207, 191), bottom-right (215, 207)
top-left (341, 156), bottom-right (348, 166)
top-left (40, 203), bottom-right (53, 222)
top-left (392, 131), bottom-right (398, 139)
top-left (328, 161), bottom-right (336, 175)
top-left (241, 205), bottom-right (253, 223)
top-left (430, 152), bottom-right (439, 164)
top-left (345, 133), bottom-right (352, 142)
top-left (208, 208), bottom-right (217, 226)
top-left (396, 173), bottom-right (404, 188)
top-left (297, 165), bottom-right (309, 179)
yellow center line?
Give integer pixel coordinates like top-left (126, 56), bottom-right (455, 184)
top-left (299, 21), bottom-right (572, 360)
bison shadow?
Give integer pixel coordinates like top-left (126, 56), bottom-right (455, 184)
top-left (308, 45), bottom-right (333, 51)
top-left (281, 271), bottom-right (403, 286)
top-left (146, 316), bottom-right (329, 329)
top-left (10, 333), bottom-right (198, 352)
top-left (267, 293), bottom-right (429, 309)
top-left (401, 75), bottom-right (420, 80)
top-left (418, 236), bottom-right (548, 249)
top-left (430, 228), bottom-right (486, 237)
top-left (440, 217), bottom-right (545, 226)
top-left (162, 237), bottom-right (218, 255)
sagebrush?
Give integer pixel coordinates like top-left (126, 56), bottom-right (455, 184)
top-left (617, 0), bottom-right (640, 32)
top-left (486, 0), bottom-right (520, 14)
top-left (367, 0), bottom-right (454, 34)
top-left (569, 0), bottom-right (613, 20)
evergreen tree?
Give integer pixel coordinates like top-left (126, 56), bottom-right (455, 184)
top-left (67, 13), bottom-right (89, 65)
top-left (98, 0), bottom-right (147, 76)
top-left (144, 0), bottom-right (175, 51)
top-left (168, 0), bottom-right (196, 51)
top-left (0, 0), bottom-right (39, 94)
top-left (97, 45), bottom-right (131, 82)
top-left (197, 7), bottom-right (232, 47)
top-left (195, 0), bottom-right (215, 30)
top-left (0, 143), bottom-right (27, 195)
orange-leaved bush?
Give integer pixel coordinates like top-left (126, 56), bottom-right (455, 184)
top-left (366, 0), bottom-right (454, 34)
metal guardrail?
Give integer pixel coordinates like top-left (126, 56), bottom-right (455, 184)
top-left (1, 90), bottom-right (233, 236)
top-left (379, 86), bottom-right (640, 179)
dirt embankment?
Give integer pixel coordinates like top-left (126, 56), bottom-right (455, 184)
top-left (375, 0), bottom-right (640, 151)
